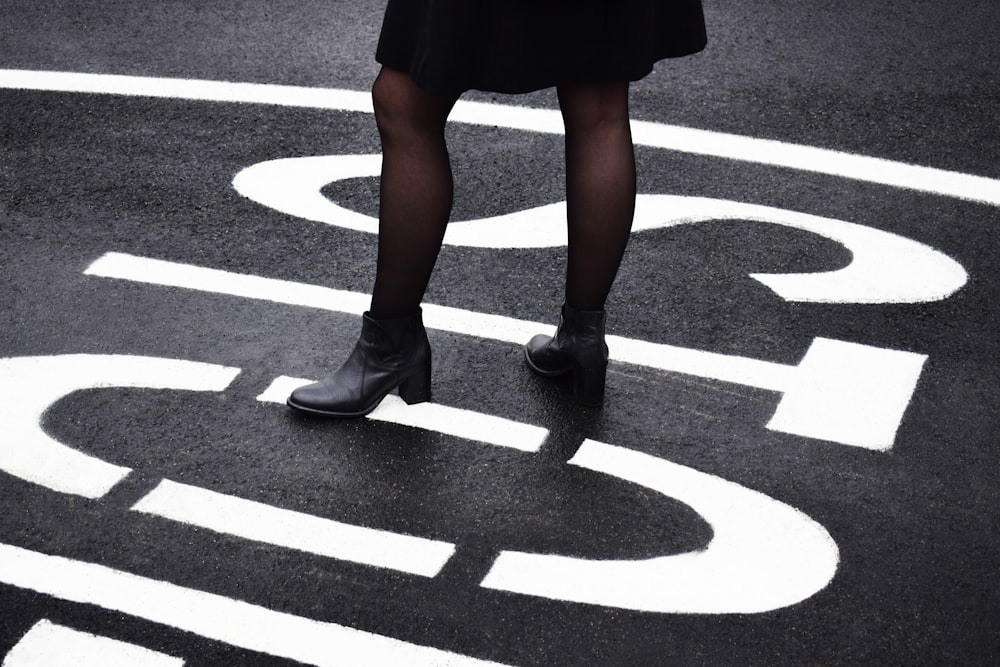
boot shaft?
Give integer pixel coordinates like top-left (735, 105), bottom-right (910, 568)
top-left (359, 309), bottom-right (431, 369)
top-left (554, 303), bottom-right (608, 367)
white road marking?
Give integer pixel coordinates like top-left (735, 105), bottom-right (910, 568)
top-left (87, 253), bottom-right (927, 449)
top-left (0, 69), bottom-right (376, 113)
top-left (0, 355), bottom-right (240, 499)
top-left (3, 620), bottom-right (184, 667)
top-left (1, 68), bottom-right (997, 206)
top-left (481, 439), bottom-right (839, 613)
top-left (0, 543), bottom-right (510, 667)
top-left (235, 154), bottom-right (967, 303)
top-left (635, 197), bottom-right (967, 304)
top-left (0, 69), bottom-right (951, 635)
top-left (258, 377), bottom-right (548, 453)
top-left (132, 480), bottom-right (456, 577)
top-left (767, 338), bottom-right (927, 448)
top-left (0, 352), bottom-right (844, 615)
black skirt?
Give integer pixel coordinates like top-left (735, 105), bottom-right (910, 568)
top-left (375, 0), bottom-right (707, 95)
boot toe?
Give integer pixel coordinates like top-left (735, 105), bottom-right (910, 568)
top-left (287, 378), bottom-right (381, 417)
top-left (525, 333), bottom-right (552, 356)
top-left (524, 334), bottom-right (570, 377)
top-left (286, 381), bottom-right (329, 412)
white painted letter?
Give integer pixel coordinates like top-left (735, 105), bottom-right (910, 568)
top-left (481, 440), bottom-right (839, 614)
top-left (0, 355), bottom-right (240, 498)
top-left (234, 156), bottom-right (966, 303)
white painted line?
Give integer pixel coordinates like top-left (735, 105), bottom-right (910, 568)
top-left (3, 619), bottom-right (184, 667)
top-left (368, 395), bottom-right (548, 452)
top-left (86, 250), bottom-right (371, 315)
top-left (481, 439), bottom-right (839, 614)
top-left (2, 68), bottom-right (997, 206)
top-left (85, 254), bottom-right (926, 449)
top-left (612, 336), bottom-right (926, 450)
top-left (84, 252), bottom-right (785, 378)
top-left (0, 354), bottom-right (240, 499)
top-left (256, 375), bottom-right (319, 403)
top-left (628, 118), bottom-right (1000, 208)
top-left (0, 543), bottom-right (509, 667)
top-left (259, 377), bottom-right (548, 453)
top-left (132, 480), bottom-right (455, 577)
top-left (606, 335), bottom-right (794, 393)
top-left (0, 68), bottom-right (375, 114)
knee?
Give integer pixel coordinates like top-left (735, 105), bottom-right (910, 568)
top-left (371, 70), bottom-right (405, 138)
top-left (371, 68), bottom-right (453, 144)
top-left (557, 81), bottom-right (631, 135)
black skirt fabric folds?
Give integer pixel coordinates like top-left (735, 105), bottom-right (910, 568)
top-left (375, 0), bottom-right (707, 95)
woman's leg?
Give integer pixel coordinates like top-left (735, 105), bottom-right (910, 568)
top-left (286, 68), bottom-right (458, 416)
top-left (556, 81), bottom-right (636, 311)
top-left (369, 67), bottom-right (460, 318)
top-left (523, 81), bottom-right (635, 406)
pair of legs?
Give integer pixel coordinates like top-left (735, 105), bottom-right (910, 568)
top-left (369, 67), bottom-right (636, 318)
top-left (286, 69), bottom-right (635, 415)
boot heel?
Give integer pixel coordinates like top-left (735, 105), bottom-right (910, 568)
top-left (398, 363), bottom-right (432, 405)
top-left (573, 365), bottom-right (606, 407)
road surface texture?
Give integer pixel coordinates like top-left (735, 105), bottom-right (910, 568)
top-left (1, 1), bottom-right (998, 665)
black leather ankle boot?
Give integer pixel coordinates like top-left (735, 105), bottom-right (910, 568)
top-left (524, 303), bottom-right (608, 406)
top-left (287, 310), bottom-right (431, 417)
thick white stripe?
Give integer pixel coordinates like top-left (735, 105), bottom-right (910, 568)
top-left (0, 543), bottom-right (509, 667)
top-left (1, 68), bottom-right (996, 206)
top-left (84, 252), bottom-right (790, 389)
top-left (3, 620), bottom-right (184, 667)
top-left (258, 378), bottom-right (548, 453)
top-left (132, 480), bottom-right (456, 577)
top-left (628, 119), bottom-right (1000, 207)
top-left (368, 395), bottom-right (548, 451)
top-left (84, 253), bottom-right (926, 449)
top-left (0, 68), bottom-right (374, 113)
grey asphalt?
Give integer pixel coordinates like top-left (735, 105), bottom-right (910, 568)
top-left (1, 1), bottom-right (999, 665)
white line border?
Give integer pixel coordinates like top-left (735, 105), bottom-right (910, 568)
top-left (1, 68), bottom-right (997, 207)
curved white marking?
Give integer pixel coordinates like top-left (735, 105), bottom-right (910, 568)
top-left (232, 154), bottom-right (571, 249)
top-left (481, 439), bottom-right (839, 614)
top-left (0, 543), bottom-right (510, 667)
top-left (2, 69), bottom-right (997, 206)
top-left (233, 155), bottom-right (967, 303)
top-left (233, 155), bottom-right (381, 236)
top-left (133, 480), bottom-right (456, 577)
top-left (0, 355), bottom-right (240, 499)
top-left (632, 196), bottom-right (968, 304)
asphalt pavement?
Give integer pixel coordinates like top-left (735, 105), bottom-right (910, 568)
top-left (1, 1), bottom-right (999, 665)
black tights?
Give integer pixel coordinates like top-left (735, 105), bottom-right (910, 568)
top-left (368, 68), bottom-right (635, 319)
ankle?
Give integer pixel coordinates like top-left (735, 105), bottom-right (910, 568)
top-left (368, 306), bottom-right (422, 321)
top-left (563, 300), bottom-right (605, 316)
